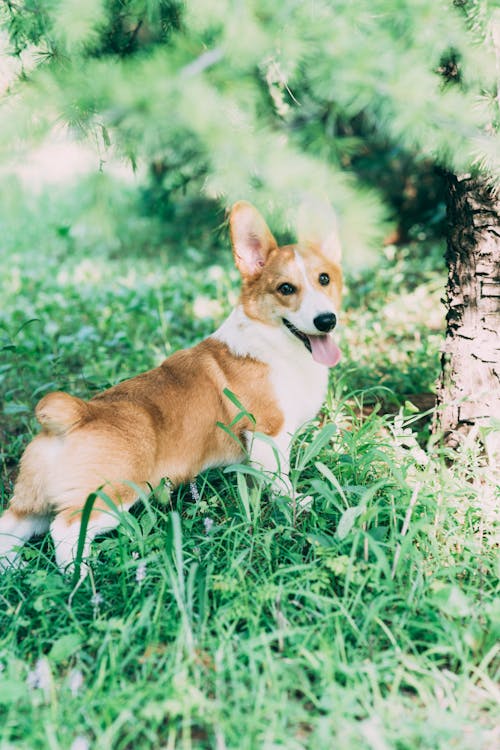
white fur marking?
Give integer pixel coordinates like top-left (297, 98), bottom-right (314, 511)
top-left (288, 251), bottom-right (337, 335)
top-left (213, 305), bottom-right (329, 469)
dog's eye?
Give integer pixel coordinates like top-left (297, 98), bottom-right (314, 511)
top-left (319, 273), bottom-right (330, 286)
top-left (277, 282), bottom-right (296, 296)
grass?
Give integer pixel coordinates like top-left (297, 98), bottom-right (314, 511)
top-left (0, 182), bottom-right (498, 750)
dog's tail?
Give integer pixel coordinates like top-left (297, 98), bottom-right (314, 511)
top-left (35, 392), bottom-right (89, 435)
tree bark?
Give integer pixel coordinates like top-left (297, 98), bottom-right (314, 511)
top-left (435, 173), bottom-right (500, 462)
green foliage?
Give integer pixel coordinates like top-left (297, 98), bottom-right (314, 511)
top-left (0, 186), bottom-right (498, 749)
top-left (2, 0), bottom-right (182, 57)
top-left (1, 1), bottom-right (499, 250)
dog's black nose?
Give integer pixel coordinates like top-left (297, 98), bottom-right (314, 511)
top-left (313, 312), bottom-right (337, 332)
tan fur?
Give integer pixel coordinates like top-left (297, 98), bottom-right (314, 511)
top-left (10, 339), bottom-right (282, 522)
top-left (36, 392), bottom-right (90, 435)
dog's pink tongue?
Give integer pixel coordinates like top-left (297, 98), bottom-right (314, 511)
top-left (308, 335), bottom-right (341, 367)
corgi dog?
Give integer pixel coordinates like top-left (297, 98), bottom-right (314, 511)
top-left (0, 201), bottom-right (342, 573)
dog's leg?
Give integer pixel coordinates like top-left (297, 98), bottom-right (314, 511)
top-left (50, 491), bottom-right (136, 576)
top-left (247, 429), bottom-right (293, 496)
top-left (51, 509), bottom-right (120, 576)
top-left (0, 508), bottom-right (51, 570)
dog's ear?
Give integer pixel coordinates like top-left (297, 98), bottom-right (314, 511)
top-left (230, 201), bottom-right (278, 279)
top-left (297, 198), bottom-right (341, 264)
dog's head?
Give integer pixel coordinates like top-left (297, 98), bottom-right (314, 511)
top-left (229, 201), bottom-right (342, 366)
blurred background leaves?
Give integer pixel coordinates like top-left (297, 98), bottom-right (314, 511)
top-left (0, 0), bottom-right (498, 266)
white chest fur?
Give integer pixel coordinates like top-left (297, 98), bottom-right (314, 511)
top-left (213, 307), bottom-right (329, 435)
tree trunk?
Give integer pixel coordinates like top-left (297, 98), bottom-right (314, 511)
top-left (435, 173), bottom-right (500, 463)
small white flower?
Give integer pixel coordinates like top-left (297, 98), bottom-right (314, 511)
top-left (203, 517), bottom-right (214, 534)
top-left (135, 560), bottom-right (147, 584)
top-left (90, 592), bottom-right (103, 607)
top-left (189, 480), bottom-right (201, 503)
top-left (68, 668), bottom-right (84, 697)
top-left (27, 658), bottom-right (51, 695)
top-left (131, 551), bottom-right (139, 559)
top-left (70, 736), bottom-right (90, 750)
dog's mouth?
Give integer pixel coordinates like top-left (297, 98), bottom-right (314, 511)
top-left (282, 318), bottom-right (312, 352)
top-left (282, 318), bottom-right (341, 367)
